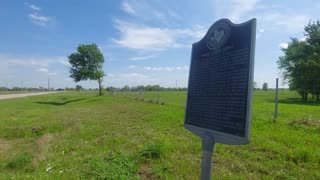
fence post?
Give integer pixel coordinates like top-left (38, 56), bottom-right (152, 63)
top-left (274, 78), bottom-right (279, 121)
top-left (157, 85), bottom-right (160, 103)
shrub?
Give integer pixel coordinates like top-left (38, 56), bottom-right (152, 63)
top-left (6, 154), bottom-right (32, 170)
top-left (140, 143), bottom-right (163, 160)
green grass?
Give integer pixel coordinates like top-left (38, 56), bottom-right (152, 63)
top-left (0, 90), bottom-right (319, 179)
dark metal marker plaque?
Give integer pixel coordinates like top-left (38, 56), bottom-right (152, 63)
top-left (185, 18), bottom-right (256, 145)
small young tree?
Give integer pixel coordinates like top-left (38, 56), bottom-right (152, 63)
top-left (278, 20), bottom-right (320, 101)
top-left (262, 82), bottom-right (268, 91)
top-left (68, 44), bottom-right (105, 95)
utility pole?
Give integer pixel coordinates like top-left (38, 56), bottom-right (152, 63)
top-left (176, 80), bottom-right (178, 91)
top-left (4, 80), bottom-right (8, 91)
top-left (157, 84), bottom-right (160, 103)
top-left (48, 76), bottom-right (50, 91)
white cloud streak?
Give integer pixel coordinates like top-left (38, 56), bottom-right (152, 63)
top-left (228, 0), bottom-right (259, 21)
top-left (29, 4), bottom-right (41, 11)
top-left (38, 67), bottom-right (48, 72)
top-left (121, 1), bottom-right (135, 15)
top-left (279, 43), bottom-right (288, 49)
top-left (128, 65), bottom-right (136, 69)
top-left (260, 13), bottom-right (310, 33)
top-left (144, 65), bottom-right (189, 71)
top-left (121, 73), bottom-right (149, 79)
top-left (29, 13), bottom-right (51, 26)
top-left (112, 19), bottom-right (205, 51)
top-left (26, 3), bottom-right (52, 27)
top-left (0, 54), bottom-right (69, 67)
top-left (48, 72), bottom-right (57, 76)
top-left (129, 55), bottom-right (157, 61)
top-left (299, 37), bottom-right (306, 41)
top-left (58, 59), bottom-right (70, 66)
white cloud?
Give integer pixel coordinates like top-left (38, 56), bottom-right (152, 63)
top-left (59, 59), bottom-right (70, 66)
top-left (107, 73), bottom-right (115, 77)
top-left (299, 37), bottom-right (306, 41)
top-left (29, 13), bottom-right (49, 22)
top-left (25, 2), bottom-right (52, 27)
top-left (168, 10), bottom-right (182, 21)
top-left (48, 72), bottom-right (57, 76)
top-left (112, 19), bottom-right (205, 51)
top-left (121, 73), bottom-right (149, 79)
top-left (144, 65), bottom-right (189, 71)
top-left (279, 43), bottom-right (288, 49)
top-left (164, 67), bottom-right (174, 71)
top-left (29, 4), bottom-right (41, 11)
top-left (112, 20), bottom-right (173, 51)
top-left (256, 29), bottom-right (265, 39)
top-left (153, 11), bottom-right (167, 23)
top-left (129, 55), bottom-right (157, 61)
top-left (8, 59), bottom-right (49, 67)
top-left (229, 0), bottom-right (258, 21)
top-left (128, 65), bottom-right (136, 69)
top-left (29, 13), bottom-right (50, 26)
top-left (119, 0), bottom-right (182, 24)
top-left (65, 77), bottom-right (73, 81)
top-left (121, 1), bottom-right (135, 15)
top-left (259, 13), bottom-right (310, 33)
top-left (0, 54), bottom-right (68, 68)
top-left (214, 1), bottom-right (310, 34)
top-left (38, 67), bottom-right (48, 72)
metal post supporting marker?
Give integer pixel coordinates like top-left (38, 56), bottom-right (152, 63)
top-left (201, 138), bottom-right (215, 180)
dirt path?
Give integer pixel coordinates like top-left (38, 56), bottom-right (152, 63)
top-left (0, 92), bottom-right (61, 100)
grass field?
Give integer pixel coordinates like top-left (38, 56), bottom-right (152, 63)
top-left (0, 90), bottom-right (319, 179)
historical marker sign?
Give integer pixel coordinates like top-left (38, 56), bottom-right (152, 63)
top-left (184, 18), bottom-right (256, 179)
top-left (185, 18), bottom-right (256, 145)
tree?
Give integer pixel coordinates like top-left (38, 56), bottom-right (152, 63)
top-left (278, 20), bottom-right (320, 101)
top-left (121, 85), bottom-right (130, 92)
top-left (68, 44), bottom-right (105, 95)
top-left (262, 83), bottom-right (268, 91)
top-left (75, 85), bottom-right (83, 91)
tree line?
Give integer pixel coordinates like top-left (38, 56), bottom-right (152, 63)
top-left (106, 85), bottom-right (187, 92)
top-left (278, 20), bottom-right (320, 101)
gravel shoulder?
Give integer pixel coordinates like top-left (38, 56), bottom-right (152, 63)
top-left (0, 92), bottom-right (61, 100)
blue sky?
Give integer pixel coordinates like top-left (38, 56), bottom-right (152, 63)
top-left (1, 0), bottom-right (320, 89)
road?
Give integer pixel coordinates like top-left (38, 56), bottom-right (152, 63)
top-left (0, 92), bottom-right (60, 100)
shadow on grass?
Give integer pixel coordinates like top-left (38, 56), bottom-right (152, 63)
top-left (33, 98), bottom-right (86, 106)
top-left (267, 98), bottom-right (320, 106)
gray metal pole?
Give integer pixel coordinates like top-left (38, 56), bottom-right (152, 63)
top-left (274, 78), bottom-right (279, 121)
top-left (176, 80), bottom-right (178, 91)
top-left (157, 85), bottom-right (160, 103)
top-left (201, 139), bottom-right (215, 180)
top-left (48, 77), bottom-right (50, 91)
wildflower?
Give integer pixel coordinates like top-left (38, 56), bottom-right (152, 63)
top-left (46, 167), bottom-right (52, 172)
